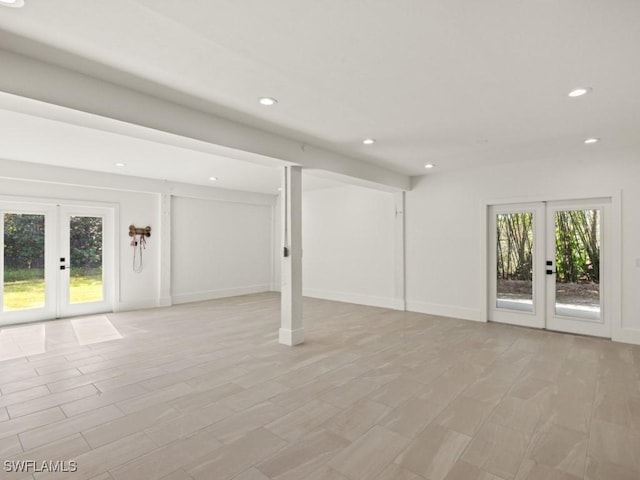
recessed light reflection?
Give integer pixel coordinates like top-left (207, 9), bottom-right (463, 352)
top-left (569, 87), bottom-right (592, 97)
top-left (0, 0), bottom-right (25, 8)
top-left (259, 97), bottom-right (278, 106)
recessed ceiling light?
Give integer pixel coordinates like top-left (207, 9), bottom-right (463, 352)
top-left (258, 97), bottom-right (277, 106)
top-left (362, 138), bottom-right (376, 145)
top-left (209, 176), bottom-right (218, 181)
top-left (568, 87), bottom-right (592, 97)
top-left (115, 162), bottom-right (126, 167)
top-left (424, 163), bottom-right (435, 169)
top-left (0, 0), bottom-right (25, 7)
top-left (584, 138), bottom-right (599, 144)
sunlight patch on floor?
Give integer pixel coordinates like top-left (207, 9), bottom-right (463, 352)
top-left (71, 315), bottom-right (122, 345)
top-left (0, 323), bottom-right (46, 361)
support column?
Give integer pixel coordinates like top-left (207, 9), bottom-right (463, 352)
top-left (280, 166), bottom-right (304, 346)
top-left (158, 192), bottom-right (172, 307)
top-left (394, 191), bottom-right (406, 310)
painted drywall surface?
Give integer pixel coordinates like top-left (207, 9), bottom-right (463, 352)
top-left (0, 159), bottom-right (276, 312)
top-left (272, 193), bottom-right (282, 291)
top-left (171, 196), bottom-right (273, 303)
top-left (0, 177), bottom-right (159, 310)
top-left (405, 149), bottom-right (640, 341)
top-left (301, 185), bottom-right (397, 308)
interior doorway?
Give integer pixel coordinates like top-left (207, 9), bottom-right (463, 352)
top-left (488, 198), bottom-right (611, 338)
top-left (0, 201), bottom-right (114, 326)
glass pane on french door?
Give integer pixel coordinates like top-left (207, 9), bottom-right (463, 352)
top-left (489, 203), bottom-right (545, 329)
top-left (496, 212), bottom-right (534, 312)
top-left (553, 209), bottom-right (601, 320)
top-left (69, 215), bottom-right (104, 304)
top-left (1, 202), bottom-right (113, 325)
top-left (3, 213), bottom-right (46, 311)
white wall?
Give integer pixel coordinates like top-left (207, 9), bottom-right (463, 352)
top-left (171, 196), bottom-right (273, 304)
top-left (405, 147), bottom-right (640, 344)
top-left (0, 159), bottom-right (275, 312)
top-left (301, 185), bottom-right (400, 309)
top-left (0, 175), bottom-right (159, 310)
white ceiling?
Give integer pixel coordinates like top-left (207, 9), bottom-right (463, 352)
top-left (1, 0), bottom-right (639, 184)
top-left (0, 107), bottom-right (348, 194)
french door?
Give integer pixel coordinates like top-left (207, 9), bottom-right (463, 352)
top-left (0, 202), bottom-right (113, 326)
top-left (489, 198), bottom-right (611, 338)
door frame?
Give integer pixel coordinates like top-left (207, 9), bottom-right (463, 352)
top-left (0, 202), bottom-right (57, 324)
top-left (488, 203), bottom-right (546, 329)
top-left (482, 191), bottom-right (622, 340)
top-left (58, 205), bottom-right (115, 319)
top-left (0, 195), bottom-right (119, 326)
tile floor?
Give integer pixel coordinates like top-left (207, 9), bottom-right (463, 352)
top-left (0, 293), bottom-right (639, 480)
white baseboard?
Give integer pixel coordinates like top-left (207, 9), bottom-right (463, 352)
top-left (279, 327), bottom-right (305, 346)
top-left (172, 284), bottom-right (271, 305)
top-left (406, 300), bottom-right (485, 322)
top-left (612, 327), bottom-right (640, 346)
top-left (303, 289), bottom-right (404, 311)
top-left (157, 296), bottom-right (172, 307)
top-left (115, 299), bottom-right (160, 312)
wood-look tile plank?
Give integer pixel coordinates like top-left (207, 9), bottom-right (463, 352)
top-left (0, 435), bottom-right (23, 458)
top-left (186, 427), bottom-right (287, 480)
top-left (324, 399), bottom-right (390, 441)
top-left (526, 424), bottom-right (588, 478)
top-left (0, 293), bottom-right (637, 480)
top-left (206, 401), bottom-right (288, 444)
top-left (381, 397), bottom-right (446, 439)
top-left (395, 423), bottom-right (472, 480)
top-left (115, 382), bottom-right (194, 414)
top-left (265, 399), bottom-right (341, 442)
top-left (60, 383), bottom-right (147, 417)
top-left (1, 368), bottom-right (81, 395)
top-left (256, 429), bottom-right (349, 480)
top-left (0, 407), bottom-right (66, 440)
top-left (145, 401), bottom-right (234, 446)
top-left (9, 433), bottom-right (90, 468)
top-left (38, 432), bottom-right (157, 480)
top-left (82, 403), bottom-right (180, 449)
top-left (462, 422), bottom-right (529, 479)
top-left (0, 385), bottom-right (51, 409)
top-left (110, 430), bottom-right (222, 480)
top-left (434, 396), bottom-right (496, 437)
top-left (7, 384), bottom-right (98, 418)
top-left (329, 425), bottom-right (409, 480)
top-left (19, 405), bottom-right (124, 450)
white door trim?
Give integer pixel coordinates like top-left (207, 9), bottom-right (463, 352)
top-left (485, 193), bottom-right (621, 340)
top-left (488, 203), bottom-right (545, 328)
top-left (0, 196), bottom-right (118, 326)
top-left (545, 199), bottom-right (611, 338)
top-left (58, 205), bottom-right (115, 318)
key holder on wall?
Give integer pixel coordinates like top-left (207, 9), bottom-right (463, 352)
top-left (129, 225), bottom-right (151, 238)
top-left (129, 225), bottom-right (151, 273)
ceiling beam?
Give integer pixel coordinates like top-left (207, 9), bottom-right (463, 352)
top-left (0, 46), bottom-right (410, 191)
